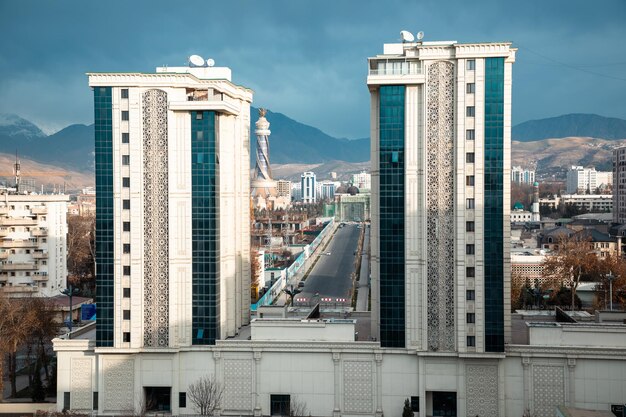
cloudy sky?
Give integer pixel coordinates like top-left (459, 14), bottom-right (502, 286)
top-left (0, 0), bottom-right (625, 137)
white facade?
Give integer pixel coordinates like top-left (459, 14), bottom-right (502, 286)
top-left (566, 166), bottom-right (612, 194)
top-left (301, 171), bottom-right (316, 203)
top-left (0, 194), bottom-right (69, 297)
top-left (511, 210), bottom-right (532, 223)
top-left (367, 40), bottom-right (515, 352)
top-left (320, 181), bottom-right (336, 201)
top-left (88, 64), bottom-right (252, 348)
top-left (539, 194), bottom-right (613, 213)
top-left (352, 171), bottom-right (372, 190)
top-left (511, 166), bottom-right (535, 185)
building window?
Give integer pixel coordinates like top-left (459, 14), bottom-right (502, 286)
top-left (93, 392), bottom-right (98, 410)
top-left (466, 198), bottom-right (475, 209)
top-left (467, 336), bottom-right (476, 346)
top-left (123, 221), bottom-right (131, 232)
top-left (467, 60), bottom-right (476, 70)
top-left (123, 266), bottom-right (131, 275)
top-left (466, 244), bottom-right (475, 255)
top-left (123, 310), bottom-right (131, 320)
top-left (63, 392), bottom-right (71, 410)
top-left (466, 83), bottom-right (475, 94)
top-left (179, 392), bottom-right (187, 408)
top-left (467, 313), bottom-right (475, 324)
top-left (123, 244), bottom-right (130, 253)
top-left (466, 152), bottom-right (475, 163)
top-left (466, 176), bottom-right (475, 186)
top-left (123, 287), bottom-right (131, 298)
top-left (196, 131), bottom-right (204, 141)
top-left (270, 395), bottom-right (291, 416)
top-left (195, 112), bottom-right (203, 120)
top-left (467, 290), bottom-right (475, 300)
top-left (466, 221), bottom-right (475, 232)
top-left (122, 133), bottom-right (129, 143)
top-left (123, 332), bottom-right (130, 342)
top-left (122, 177), bottom-right (130, 188)
top-left (410, 396), bottom-right (419, 412)
top-left (466, 267), bottom-right (475, 277)
top-left (123, 200), bottom-right (130, 210)
top-left (122, 155), bottom-right (130, 165)
top-left (466, 106), bottom-right (475, 117)
top-left (466, 129), bottom-right (475, 140)
top-left (121, 111), bottom-right (129, 121)
top-left (121, 89), bottom-right (129, 99)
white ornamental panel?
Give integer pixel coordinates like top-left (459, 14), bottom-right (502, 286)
top-left (142, 89), bottom-right (169, 348)
top-left (426, 61), bottom-right (456, 352)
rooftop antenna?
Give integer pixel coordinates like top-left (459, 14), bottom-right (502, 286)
top-left (13, 151), bottom-right (20, 193)
top-left (400, 30), bottom-right (415, 43)
top-left (206, 58), bottom-right (215, 67)
top-left (416, 31), bottom-right (424, 43)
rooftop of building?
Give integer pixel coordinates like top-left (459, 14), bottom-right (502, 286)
top-left (0, 192), bottom-right (70, 202)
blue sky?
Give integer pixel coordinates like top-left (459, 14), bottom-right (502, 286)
top-left (0, 0), bottom-right (625, 137)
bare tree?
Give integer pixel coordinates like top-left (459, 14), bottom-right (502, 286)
top-left (0, 295), bottom-right (39, 400)
top-left (67, 214), bottom-right (96, 295)
top-left (187, 375), bottom-right (224, 416)
top-left (290, 397), bottom-right (310, 417)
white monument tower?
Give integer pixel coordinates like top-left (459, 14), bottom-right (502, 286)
top-left (251, 108), bottom-right (282, 209)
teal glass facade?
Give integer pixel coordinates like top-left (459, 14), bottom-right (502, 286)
top-left (94, 87), bottom-right (114, 347)
top-left (378, 86), bottom-right (405, 348)
top-left (484, 57), bottom-right (505, 352)
top-left (191, 111), bottom-right (220, 345)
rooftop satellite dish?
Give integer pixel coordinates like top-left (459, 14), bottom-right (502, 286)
top-left (189, 55), bottom-right (205, 67)
top-left (400, 30), bottom-right (415, 42)
top-left (417, 31), bottom-right (424, 41)
top-left (206, 58), bottom-right (215, 67)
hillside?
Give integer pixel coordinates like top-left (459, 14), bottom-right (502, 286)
top-left (513, 114), bottom-right (626, 142)
top-left (511, 137), bottom-right (626, 173)
top-left (0, 154), bottom-right (94, 191)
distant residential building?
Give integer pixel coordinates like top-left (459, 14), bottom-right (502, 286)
top-left (301, 171), bottom-right (316, 203)
top-left (511, 252), bottom-right (545, 287)
top-left (614, 147), bottom-right (626, 224)
top-left (0, 194), bottom-right (69, 297)
top-left (276, 180), bottom-right (291, 200)
top-left (320, 181), bottom-right (336, 201)
top-left (351, 171), bottom-right (371, 190)
top-left (539, 194), bottom-right (612, 213)
top-left (511, 166), bottom-right (535, 185)
top-left (290, 182), bottom-right (302, 202)
top-left (566, 165), bottom-right (612, 194)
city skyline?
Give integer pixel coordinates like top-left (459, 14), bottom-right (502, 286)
top-left (1, 0), bottom-right (625, 139)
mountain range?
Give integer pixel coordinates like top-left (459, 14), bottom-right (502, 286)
top-left (1, 111), bottom-right (625, 189)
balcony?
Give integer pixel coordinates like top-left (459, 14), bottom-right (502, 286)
top-left (0, 262), bottom-right (38, 271)
top-left (30, 206), bottom-right (48, 215)
top-left (31, 228), bottom-right (48, 237)
top-left (0, 217), bottom-right (37, 226)
top-left (1, 285), bottom-right (38, 294)
top-left (0, 252), bottom-right (8, 259)
top-left (0, 228), bottom-right (9, 237)
top-left (32, 251), bottom-right (48, 259)
top-left (33, 272), bottom-right (48, 281)
top-left (0, 239), bottom-right (38, 248)
top-left (0, 207), bottom-right (8, 215)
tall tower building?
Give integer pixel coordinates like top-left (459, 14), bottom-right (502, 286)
top-left (367, 38), bottom-right (515, 352)
top-left (250, 108), bottom-right (278, 204)
top-left (613, 147), bottom-right (626, 224)
top-left (301, 171), bottom-right (316, 203)
top-left (90, 61), bottom-right (252, 348)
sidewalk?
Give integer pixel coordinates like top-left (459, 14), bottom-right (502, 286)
top-left (355, 226), bottom-right (370, 311)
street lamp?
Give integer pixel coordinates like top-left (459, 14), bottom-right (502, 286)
top-left (60, 284), bottom-right (80, 333)
top-left (606, 272), bottom-right (616, 311)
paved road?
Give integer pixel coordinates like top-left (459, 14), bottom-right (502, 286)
top-left (298, 224), bottom-right (360, 301)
